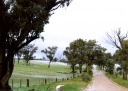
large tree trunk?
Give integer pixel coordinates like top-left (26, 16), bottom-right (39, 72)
top-left (0, 51), bottom-right (14, 91)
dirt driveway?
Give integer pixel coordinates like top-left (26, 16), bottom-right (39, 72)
top-left (83, 68), bottom-right (128, 91)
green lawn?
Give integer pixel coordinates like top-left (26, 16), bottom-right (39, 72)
top-left (105, 72), bottom-right (128, 88)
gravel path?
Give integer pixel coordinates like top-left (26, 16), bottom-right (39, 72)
top-left (83, 68), bottom-right (128, 91)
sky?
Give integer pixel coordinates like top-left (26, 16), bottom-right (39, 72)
top-left (32, 0), bottom-right (128, 58)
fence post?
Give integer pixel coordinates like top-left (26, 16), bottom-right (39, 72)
top-left (56, 78), bottom-right (57, 82)
top-left (45, 79), bottom-right (47, 84)
top-left (67, 77), bottom-right (69, 80)
top-left (27, 79), bottom-right (29, 87)
top-left (12, 79), bottom-right (13, 88)
top-left (20, 79), bottom-right (22, 87)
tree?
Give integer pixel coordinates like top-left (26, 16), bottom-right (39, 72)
top-left (74, 39), bottom-right (86, 74)
top-left (94, 46), bottom-right (107, 69)
top-left (113, 40), bottom-right (128, 80)
top-left (83, 40), bottom-right (99, 72)
top-left (106, 29), bottom-right (128, 80)
top-left (41, 46), bottom-right (58, 68)
top-left (15, 49), bottom-right (23, 64)
top-left (0, 0), bottom-right (72, 90)
top-left (104, 52), bottom-right (114, 75)
top-left (64, 39), bottom-right (87, 75)
top-left (64, 39), bottom-right (106, 74)
top-left (22, 44), bottom-right (38, 65)
top-left (63, 46), bottom-right (77, 78)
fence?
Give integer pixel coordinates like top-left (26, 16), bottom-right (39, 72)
top-left (9, 76), bottom-right (75, 89)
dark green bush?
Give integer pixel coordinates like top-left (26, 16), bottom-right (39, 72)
top-left (88, 69), bottom-right (93, 76)
top-left (81, 73), bottom-right (91, 82)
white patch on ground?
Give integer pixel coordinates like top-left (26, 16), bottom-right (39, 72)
top-left (12, 73), bottom-right (66, 78)
top-left (30, 60), bottom-right (68, 66)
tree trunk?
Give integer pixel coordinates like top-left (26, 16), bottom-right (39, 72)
top-left (71, 64), bottom-right (75, 78)
top-left (48, 61), bottom-right (51, 68)
top-left (79, 64), bottom-right (82, 74)
top-left (26, 60), bottom-right (29, 65)
top-left (122, 71), bottom-right (127, 80)
top-left (18, 58), bottom-right (20, 64)
top-left (0, 52), bottom-right (14, 91)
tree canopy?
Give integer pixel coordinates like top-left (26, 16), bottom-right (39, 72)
top-left (41, 46), bottom-right (58, 68)
top-left (22, 44), bottom-right (38, 65)
top-left (106, 29), bottom-right (128, 80)
top-left (0, 0), bottom-right (72, 90)
top-left (64, 38), bottom-right (107, 76)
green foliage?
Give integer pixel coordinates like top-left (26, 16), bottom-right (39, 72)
top-left (0, 0), bottom-right (73, 89)
top-left (81, 65), bottom-right (93, 82)
top-left (105, 59), bottom-right (115, 75)
top-left (81, 73), bottom-right (92, 82)
top-left (88, 66), bottom-right (93, 76)
top-left (105, 72), bottom-right (128, 88)
top-left (21, 44), bottom-right (38, 65)
top-left (64, 38), bottom-right (106, 74)
top-left (41, 46), bottom-right (58, 68)
top-left (106, 30), bottom-right (128, 80)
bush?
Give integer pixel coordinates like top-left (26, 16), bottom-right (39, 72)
top-left (105, 68), bottom-right (113, 75)
top-left (81, 73), bottom-right (91, 82)
top-left (88, 69), bottom-right (93, 76)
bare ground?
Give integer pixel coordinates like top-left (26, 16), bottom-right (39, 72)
top-left (83, 68), bottom-right (128, 91)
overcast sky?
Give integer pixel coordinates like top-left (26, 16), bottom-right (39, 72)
top-left (33, 0), bottom-right (128, 58)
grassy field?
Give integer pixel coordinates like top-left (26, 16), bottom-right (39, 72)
top-left (10, 60), bottom-right (73, 87)
top-left (10, 60), bottom-right (89, 91)
top-left (105, 72), bottom-right (128, 88)
top-left (12, 60), bottom-right (72, 78)
top-left (13, 76), bottom-right (88, 91)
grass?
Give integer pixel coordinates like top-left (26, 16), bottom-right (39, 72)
top-left (12, 76), bottom-right (89, 91)
top-left (12, 61), bottom-right (71, 78)
top-left (105, 72), bottom-right (128, 88)
top-left (10, 60), bottom-right (90, 91)
top-left (10, 60), bottom-right (73, 88)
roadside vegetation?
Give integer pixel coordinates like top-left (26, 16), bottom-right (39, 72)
top-left (105, 72), bottom-right (128, 88)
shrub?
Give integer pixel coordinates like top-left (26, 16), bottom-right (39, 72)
top-left (88, 69), bottom-right (93, 76)
top-left (105, 68), bottom-right (113, 75)
top-left (81, 73), bottom-right (91, 82)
